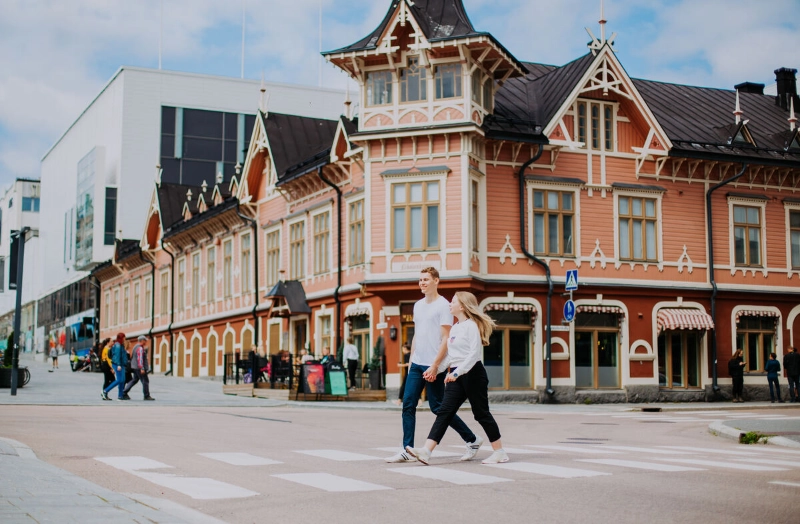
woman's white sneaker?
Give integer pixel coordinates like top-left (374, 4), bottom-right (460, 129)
top-left (460, 435), bottom-right (484, 461)
top-left (481, 449), bottom-right (509, 464)
top-left (385, 451), bottom-right (416, 463)
top-left (404, 446), bottom-right (431, 465)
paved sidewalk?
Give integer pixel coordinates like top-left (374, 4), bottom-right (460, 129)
top-left (709, 417), bottom-right (800, 447)
top-left (0, 437), bottom-right (225, 523)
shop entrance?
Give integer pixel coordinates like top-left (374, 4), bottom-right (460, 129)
top-left (484, 310), bottom-right (533, 390)
top-left (575, 313), bottom-right (619, 389)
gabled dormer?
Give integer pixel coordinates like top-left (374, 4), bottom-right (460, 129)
top-left (322, 0), bottom-right (526, 133)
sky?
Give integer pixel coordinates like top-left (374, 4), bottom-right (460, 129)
top-left (0, 0), bottom-right (798, 188)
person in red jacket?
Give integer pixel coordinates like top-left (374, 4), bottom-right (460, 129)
top-left (122, 336), bottom-right (155, 401)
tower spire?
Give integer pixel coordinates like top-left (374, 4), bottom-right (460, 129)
top-left (733, 90), bottom-right (744, 124)
top-left (789, 96), bottom-right (797, 131)
top-left (599, 0), bottom-right (606, 43)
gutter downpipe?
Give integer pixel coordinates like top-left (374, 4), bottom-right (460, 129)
top-left (317, 165), bottom-right (343, 362)
top-left (518, 146), bottom-right (554, 398)
top-left (706, 162), bottom-right (747, 394)
top-left (160, 238), bottom-right (175, 376)
top-left (139, 247), bottom-right (156, 370)
top-left (235, 201), bottom-right (259, 351)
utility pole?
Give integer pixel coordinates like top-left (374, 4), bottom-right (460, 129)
top-left (10, 227), bottom-right (30, 396)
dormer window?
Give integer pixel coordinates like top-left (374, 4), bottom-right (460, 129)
top-left (575, 100), bottom-right (615, 151)
top-left (434, 64), bottom-right (462, 100)
top-left (366, 71), bottom-right (393, 106)
top-left (400, 57), bottom-right (427, 103)
top-left (730, 121), bottom-right (756, 147)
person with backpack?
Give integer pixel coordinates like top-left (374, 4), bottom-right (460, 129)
top-left (102, 333), bottom-right (129, 401)
top-left (123, 335), bottom-right (155, 401)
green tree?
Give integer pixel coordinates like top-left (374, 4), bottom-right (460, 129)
top-left (3, 333), bottom-right (13, 368)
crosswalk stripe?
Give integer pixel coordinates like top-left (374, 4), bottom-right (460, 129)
top-left (769, 481), bottom-right (800, 488)
top-left (744, 447), bottom-right (800, 456)
top-left (449, 446), bottom-right (550, 455)
top-left (198, 452), bottom-right (281, 466)
top-left (95, 456), bottom-right (172, 471)
top-left (388, 466), bottom-right (512, 485)
top-left (656, 446), bottom-right (762, 456)
top-left (601, 446), bottom-right (699, 455)
top-left (577, 459), bottom-right (705, 472)
top-left (734, 457), bottom-right (800, 468)
top-left (272, 473), bottom-right (391, 492)
top-left (485, 462), bottom-right (611, 478)
top-left (375, 447), bottom-right (461, 458)
top-left (526, 445), bottom-right (621, 454)
top-left (294, 450), bottom-right (383, 461)
top-left (658, 458), bottom-right (789, 471)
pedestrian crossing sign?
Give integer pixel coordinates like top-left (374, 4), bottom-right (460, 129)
top-left (565, 270), bottom-right (579, 291)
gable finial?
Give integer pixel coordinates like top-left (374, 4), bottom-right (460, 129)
top-left (201, 180), bottom-right (208, 193)
top-left (186, 188), bottom-right (192, 201)
top-left (789, 96), bottom-right (797, 131)
top-left (733, 89), bottom-right (744, 125)
top-left (600, 0), bottom-right (606, 43)
top-left (259, 71), bottom-right (269, 116)
top-left (216, 170), bottom-right (224, 185)
top-left (155, 164), bottom-right (162, 187)
top-left (586, 0), bottom-right (615, 54)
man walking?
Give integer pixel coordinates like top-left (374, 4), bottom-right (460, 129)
top-left (102, 333), bottom-right (128, 401)
top-left (123, 336), bottom-right (155, 401)
top-left (385, 267), bottom-right (482, 463)
top-left (783, 347), bottom-right (800, 403)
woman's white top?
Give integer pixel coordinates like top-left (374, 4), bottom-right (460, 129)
top-left (446, 318), bottom-right (482, 375)
top-left (343, 343), bottom-right (359, 361)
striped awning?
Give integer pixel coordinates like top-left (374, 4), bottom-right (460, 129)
top-left (657, 308), bottom-right (714, 332)
top-left (484, 303), bottom-right (537, 313)
top-left (576, 305), bottom-right (624, 315)
top-left (344, 302), bottom-right (370, 319)
top-left (735, 309), bottom-right (779, 323)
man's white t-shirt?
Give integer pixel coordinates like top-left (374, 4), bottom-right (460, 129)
top-left (411, 295), bottom-right (453, 372)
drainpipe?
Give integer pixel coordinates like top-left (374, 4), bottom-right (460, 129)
top-left (160, 238), bottom-right (175, 376)
top-left (317, 165), bottom-right (343, 362)
top-left (517, 146), bottom-right (555, 398)
top-left (235, 200), bottom-right (259, 351)
top-left (706, 162), bottom-right (747, 394)
top-left (139, 247), bottom-right (156, 370)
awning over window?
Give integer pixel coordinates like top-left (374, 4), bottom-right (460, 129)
top-left (484, 303), bottom-right (537, 314)
top-left (576, 305), bottom-right (624, 315)
top-left (345, 302), bottom-right (371, 319)
top-left (657, 308), bottom-right (714, 332)
top-left (735, 309), bottom-right (779, 323)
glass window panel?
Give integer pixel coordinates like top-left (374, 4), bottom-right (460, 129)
top-left (488, 311), bottom-right (531, 325)
top-left (393, 184), bottom-right (406, 204)
top-left (748, 228), bottom-right (760, 265)
top-left (548, 214), bottom-right (559, 253)
top-left (484, 331), bottom-right (505, 389)
top-left (747, 333), bottom-right (759, 371)
top-left (534, 191), bottom-right (544, 208)
top-left (597, 331), bottom-right (619, 388)
top-left (791, 211), bottom-right (800, 228)
top-left (427, 182), bottom-right (439, 201)
top-left (646, 221), bottom-right (656, 259)
top-left (733, 206), bottom-right (746, 223)
top-left (410, 207), bottom-right (422, 248)
top-left (747, 207), bottom-right (760, 225)
top-left (632, 198), bottom-right (642, 216)
top-left (686, 332), bottom-right (699, 387)
top-left (183, 109), bottom-right (223, 139)
top-left (393, 208), bottom-right (405, 250)
top-left (645, 200), bottom-right (655, 217)
top-left (734, 227), bottom-right (746, 264)
top-left (619, 220), bottom-right (630, 259)
top-left (509, 330), bottom-right (531, 388)
top-left (619, 197), bottom-right (629, 215)
top-left (563, 215), bottom-right (574, 255)
top-left (791, 231), bottom-right (800, 268)
top-left (547, 192), bottom-right (559, 210)
top-left (633, 221), bottom-right (643, 259)
top-left (671, 333), bottom-right (683, 387)
top-left (562, 193), bottom-right (573, 211)
top-left (763, 334), bottom-right (774, 368)
top-left (427, 206), bottom-right (439, 248)
top-left (534, 214), bottom-right (545, 253)
top-left (409, 183), bottom-right (423, 203)
top-left (657, 334), bottom-right (667, 387)
top-left (575, 331), bottom-right (593, 388)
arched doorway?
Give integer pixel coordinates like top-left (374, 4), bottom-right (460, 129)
top-left (208, 334), bottom-right (217, 376)
top-left (191, 337), bottom-right (200, 377)
top-left (176, 338), bottom-right (185, 377)
top-left (160, 340), bottom-right (168, 373)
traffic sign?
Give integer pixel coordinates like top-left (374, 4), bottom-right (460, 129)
top-left (563, 300), bottom-right (576, 322)
top-left (565, 269), bottom-right (579, 291)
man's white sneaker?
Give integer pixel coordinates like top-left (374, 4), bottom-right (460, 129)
top-left (460, 435), bottom-right (484, 461)
top-left (385, 451), bottom-right (416, 463)
top-left (405, 446), bottom-right (431, 465)
top-left (481, 449), bottom-right (509, 464)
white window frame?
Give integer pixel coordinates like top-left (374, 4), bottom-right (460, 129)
top-left (133, 280), bottom-right (140, 322)
top-left (223, 239), bottom-right (233, 298)
top-left (241, 232), bottom-right (252, 294)
top-left (264, 225), bottom-right (281, 288)
top-left (347, 197), bottom-right (365, 268)
top-left (144, 276), bottom-right (152, 320)
top-left (528, 183), bottom-right (581, 259)
top-left (386, 173), bottom-right (445, 253)
top-left (727, 195), bottom-right (767, 272)
top-left (311, 208), bottom-right (332, 276)
top-left (613, 188), bottom-right (664, 268)
top-left (288, 218), bottom-right (306, 280)
top-left (573, 99), bottom-right (618, 152)
top-left (785, 202), bottom-right (800, 273)
top-left (177, 257), bottom-right (186, 310)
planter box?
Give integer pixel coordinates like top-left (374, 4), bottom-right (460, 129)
top-left (0, 368), bottom-right (26, 388)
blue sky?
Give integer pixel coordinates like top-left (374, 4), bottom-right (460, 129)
top-left (1, 0), bottom-right (798, 188)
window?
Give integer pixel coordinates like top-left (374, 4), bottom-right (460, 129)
top-left (434, 64), bottom-right (462, 99)
top-left (313, 212), bottom-right (330, 275)
top-left (266, 231), bottom-right (280, 287)
top-left (104, 188), bottom-right (117, 245)
top-left (392, 181), bottom-right (439, 252)
top-left (657, 331), bottom-right (700, 388)
top-left (733, 205), bottom-right (761, 266)
top-left (400, 57), bottom-right (426, 102)
top-left (113, 289), bottom-right (119, 326)
top-left (366, 71), bottom-right (392, 106)
top-left (144, 278), bottom-right (152, 319)
top-left (123, 286), bottom-right (129, 324)
top-left (192, 253), bottom-right (200, 307)
top-left (133, 281), bottom-right (140, 322)
top-left (485, 310), bottom-right (532, 390)
top-left (471, 180), bottom-right (479, 252)
top-left (533, 190), bottom-right (574, 256)
top-left (618, 196), bottom-right (658, 261)
top-left (160, 271), bottom-right (169, 315)
top-left (471, 69), bottom-right (481, 103)
top-left (290, 222), bottom-right (305, 279)
top-left (104, 292), bottom-right (110, 328)
top-left (207, 246), bottom-right (216, 302)
top-left (575, 100), bottom-right (615, 151)
top-left (736, 316), bottom-right (776, 372)
top-left (241, 234), bottom-right (252, 293)
top-left (349, 201), bottom-right (364, 266)
top-left (320, 315), bottom-right (332, 354)
top-left (483, 78), bottom-right (493, 109)
top-left (223, 240), bottom-right (232, 298)
top-left (791, 210), bottom-right (800, 269)
top-left (177, 259), bottom-right (185, 310)
top-left (21, 197), bottom-right (40, 212)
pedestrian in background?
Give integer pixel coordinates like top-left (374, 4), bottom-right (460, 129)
top-left (343, 336), bottom-right (359, 390)
top-left (783, 347), bottom-right (799, 403)
top-left (99, 338), bottom-right (114, 390)
top-left (123, 335), bottom-right (155, 401)
top-left (765, 352), bottom-right (784, 403)
top-left (49, 343), bottom-right (59, 370)
top-left (728, 349), bottom-right (745, 402)
top-left (396, 342), bottom-right (411, 406)
top-left (102, 333), bottom-right (129, 401)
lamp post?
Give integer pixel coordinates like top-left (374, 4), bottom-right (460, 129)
top-left (10, 227), bottom-right (30, 396)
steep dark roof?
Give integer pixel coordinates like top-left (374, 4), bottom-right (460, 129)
top-left (262, 111), bottom-right (338, 185)
top-left (529, 53), bottom-right (595, 126)
top-left (163, 196), bottom-right (239, 239)
top-left (156, 182), bottom-right (202, 230)
top-left (265, 280), bottom-right (311, 314)
top-left (634, 79), bottom-right (800, 165)
top-left (115, 239), bottom-right (140, 263)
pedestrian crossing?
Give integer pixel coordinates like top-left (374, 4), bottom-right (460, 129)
top-left (94, 443), bottom-right (800, 499)
top-left (570, 411), bottom-right (800, 424)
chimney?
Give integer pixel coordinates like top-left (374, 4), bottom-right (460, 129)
top-left (775, 67), bottom-right (798, 110)
top-left (734, 82), bottom-right (764, 95)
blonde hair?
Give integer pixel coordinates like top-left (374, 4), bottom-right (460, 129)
top-left (453, 291), bottom-right (495, 346)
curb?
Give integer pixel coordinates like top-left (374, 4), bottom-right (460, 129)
top-left (708, 421), bottom-right (800, 448)
top-left (0, 436), bottom-right (37, 458)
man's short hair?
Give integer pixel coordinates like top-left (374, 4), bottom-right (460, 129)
top-left (420, 267), bottom-right (439, 280)
top-left (137, 335), bottom-right (147, 342)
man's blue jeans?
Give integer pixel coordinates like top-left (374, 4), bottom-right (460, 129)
top-left (104, 367), bottom-right (126, 399)
top-left (402, 363), bottom-right (476, 448)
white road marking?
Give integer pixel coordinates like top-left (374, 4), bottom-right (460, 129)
top-left (95, 456), bottom-right (173, 470)
top-left (388, 466), bottom-right (512, 485)
top-left (294, 449), bottom-right (383, 461)
top-left (198, 452), bottom-right (282, 466)
top-left (743, 447), bottom-right (800, 456)
top-left (577, 458), bottom-right (705, 472)
top-left (656, 446), bottom-right (762, 456)
top-left (769, 481), bottom-right (800, 488)
top-left (449, 445), bottom-right (550, 455)
top-left (659, 458), bottom-right (789, 471)
top-left (734, 457), bottom-right (800, 468)
top-left (272, 473), bottom-right (391, 492)
top-left (601, 446), bottom-right (699, 455)
top-left (526, 445), bottom-right (621, 454)
top-left (486, 462), bottom-right (611, 478)
top-left (375, 447), bottom-right (461, 458)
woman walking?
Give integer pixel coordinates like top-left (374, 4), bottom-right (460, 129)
top-left (728, 349), bottom-right (745, 402)
top-left (405, 291), bottom-right (508, 465)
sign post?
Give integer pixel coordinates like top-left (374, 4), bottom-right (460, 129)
top-left (564, 269), bottom-right (578, 325)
